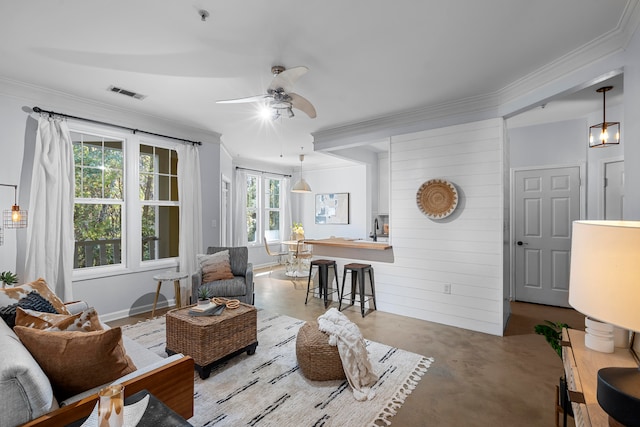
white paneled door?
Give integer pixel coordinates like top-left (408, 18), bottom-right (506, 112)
top-left (514, 166), bottom-right (580, 307)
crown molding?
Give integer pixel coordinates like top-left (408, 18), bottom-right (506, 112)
top-left (498, 0), bottom-right (639, 106)
top-left (314, 0), bottom-right (640, 151)
top-left (313, 92), bottom-right (501, 151)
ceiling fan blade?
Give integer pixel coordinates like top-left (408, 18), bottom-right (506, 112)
top-left (289, 93), bottom-right (317, 118)
top-left (268, 66), bottom-right (308, 93)
top-left (216, 94), bottom-right (269, 104)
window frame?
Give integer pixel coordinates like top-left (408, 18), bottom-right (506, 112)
top-left (70, 121), bottom-right (181, 281)
top-left (139, 143), bottom-right (180, 264)
top-left (245, 173), bottom-right (285, 247)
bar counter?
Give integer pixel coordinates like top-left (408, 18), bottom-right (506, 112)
top-left (303, 237), bottom-right (392, 250)
top-left (303, 238), bottom-right (394, 263)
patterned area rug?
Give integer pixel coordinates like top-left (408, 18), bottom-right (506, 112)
top-left (122, 310), bottom-right (433, 426)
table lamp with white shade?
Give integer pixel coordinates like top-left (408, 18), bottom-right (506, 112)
top-left (568, 220), bottom-right (640, 427)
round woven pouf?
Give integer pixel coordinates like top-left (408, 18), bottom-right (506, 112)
top-left (296, 321), bottom-right (345, 381)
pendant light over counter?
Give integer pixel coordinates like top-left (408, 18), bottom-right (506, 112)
top-left (589, 86), bottom-right (620, 148)
top-left (291, 152), bottom-right (312, 193)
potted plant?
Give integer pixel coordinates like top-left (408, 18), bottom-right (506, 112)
top-left (0, 271), bottom-right (17, 288)
top-left (534, 320), bottom-right (573, 418)
top-left (197, 287), bottom-right (211, 306)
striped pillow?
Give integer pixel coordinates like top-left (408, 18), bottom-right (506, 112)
top-left (0, 291), bottom-right (58, 328)
top-left (198, 251), bottom-right (235, 283)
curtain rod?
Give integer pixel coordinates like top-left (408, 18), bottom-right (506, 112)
top-left (235, 166), bottom-right (291, 178)
top-left (32, 106), bottom-right (202, 146)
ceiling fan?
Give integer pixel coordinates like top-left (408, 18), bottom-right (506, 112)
top-left (216, 65), bottom-right (317, 119)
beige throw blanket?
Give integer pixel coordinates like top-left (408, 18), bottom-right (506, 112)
top-left (317, 308), bottom-right (378, 401)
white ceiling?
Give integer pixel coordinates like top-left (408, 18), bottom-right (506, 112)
top-left (0, 1), bottom-right (634, 169)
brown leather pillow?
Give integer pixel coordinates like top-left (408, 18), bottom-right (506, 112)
top-left (15, 306), bottom-right (103, 332)
top-left (14, 326), bottom-right (137, 400)
top-left (198, 251), bottom-right (235, 283)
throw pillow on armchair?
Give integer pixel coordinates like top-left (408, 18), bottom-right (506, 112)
top-left (192, 246), bottom-right (254, 305)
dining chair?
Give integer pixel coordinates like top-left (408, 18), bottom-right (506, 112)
top-left (264, 236), bottom-right (290, 276)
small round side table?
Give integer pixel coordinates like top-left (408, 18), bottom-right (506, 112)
top-left (151, 271), bottom-right (189, 317)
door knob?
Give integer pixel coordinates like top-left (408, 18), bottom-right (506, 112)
top-left (517, 241), bottom-right (528, 246)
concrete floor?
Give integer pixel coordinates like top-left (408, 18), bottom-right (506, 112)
top-left (112, 265), bottom-right (585, 426)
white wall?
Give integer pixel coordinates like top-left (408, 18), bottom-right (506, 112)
top-left (509, 119), bottom-right (587, 169)
top-left (624, 25), bottom-right (640, 219)
top-left (0, 95), bottom-right (30, 275)
top-left (297, 164), bottom-right (368, 240)
top-left (379, 118), bottom-right (505, 335)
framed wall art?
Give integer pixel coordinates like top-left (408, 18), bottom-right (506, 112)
top-left (315, 193), bottom-right (350, 224)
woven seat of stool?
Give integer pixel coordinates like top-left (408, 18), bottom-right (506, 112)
top-left (295, 321), bottom-right (345, 381)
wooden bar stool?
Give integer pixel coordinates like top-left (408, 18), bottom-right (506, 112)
top-left (151, 271), bottom-right (188, 317)
top-left (305, 259), bottom-right (339, 308)
top-left (339, 263), bottom-right (377, 317)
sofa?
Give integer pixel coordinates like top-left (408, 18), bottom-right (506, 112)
top-left (0, 280), bottom-right (194, 427)
top-left (191, 246), bottom-right (254, 305)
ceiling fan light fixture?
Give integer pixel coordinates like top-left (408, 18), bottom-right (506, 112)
top-left (258, 104), bottom-right (274, 120)
top-left (217, 65), bottom-right (316, 119)
top-left (589, 86), bottom-right (620, 148)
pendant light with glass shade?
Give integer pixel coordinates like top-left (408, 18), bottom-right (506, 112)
top-left (291, 151), bottom-right (312, 193)
top-left (589, 86), bottom-right (620, 148)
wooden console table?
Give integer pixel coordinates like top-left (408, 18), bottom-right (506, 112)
top-left (562, 328), bottom-right (637, 426)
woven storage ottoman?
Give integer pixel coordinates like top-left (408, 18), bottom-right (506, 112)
top-left (296, 321), bottom-right (345, 381)
top-left (166, 301), bottom-right (258, 379)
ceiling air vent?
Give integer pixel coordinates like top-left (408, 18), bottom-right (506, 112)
top-left (107, 85), bottom-right (147, 100)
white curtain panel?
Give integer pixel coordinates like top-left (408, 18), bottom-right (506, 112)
top-left (24, 116), bottom-right (75, 301)
top-left (282, 177), bottom-right (292, 238)
top-left (177, 144), bottom-right (203, 303)
top-left (233, 168), bottom-right (248, 246)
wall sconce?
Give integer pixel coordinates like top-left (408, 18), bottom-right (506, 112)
top-left (589, 86), bottom-right (620, 148)
top-left (1, 184), bottom-right (28, 229)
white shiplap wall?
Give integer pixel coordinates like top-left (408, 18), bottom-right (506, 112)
top-left (378, 118), bottom-right (506, 335)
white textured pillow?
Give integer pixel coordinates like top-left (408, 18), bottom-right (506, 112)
top-left (198, 251), bottom-right (235, 283)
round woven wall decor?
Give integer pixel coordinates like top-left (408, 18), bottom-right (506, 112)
top-left (416, 179), bottom-right (458, 219)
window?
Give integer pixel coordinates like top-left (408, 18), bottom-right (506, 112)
top-left (139, 145), bottom-right (179, 261)
top-left (265, 178), bottom-right (282, 241)
top-left (72, 132), bottom-right (124, 268)
top-left (246, 175), bottom-right (258, 243)
top-left (245, 174), bottom-right (283, 244)
top-left (72, 126), bottom-right (181, 271)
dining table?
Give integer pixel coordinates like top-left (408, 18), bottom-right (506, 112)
top-left (281, 240), bottom-right (311, 278)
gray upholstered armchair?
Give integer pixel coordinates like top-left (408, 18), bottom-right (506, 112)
top-left (191, 246), bottom-right (254, 305)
